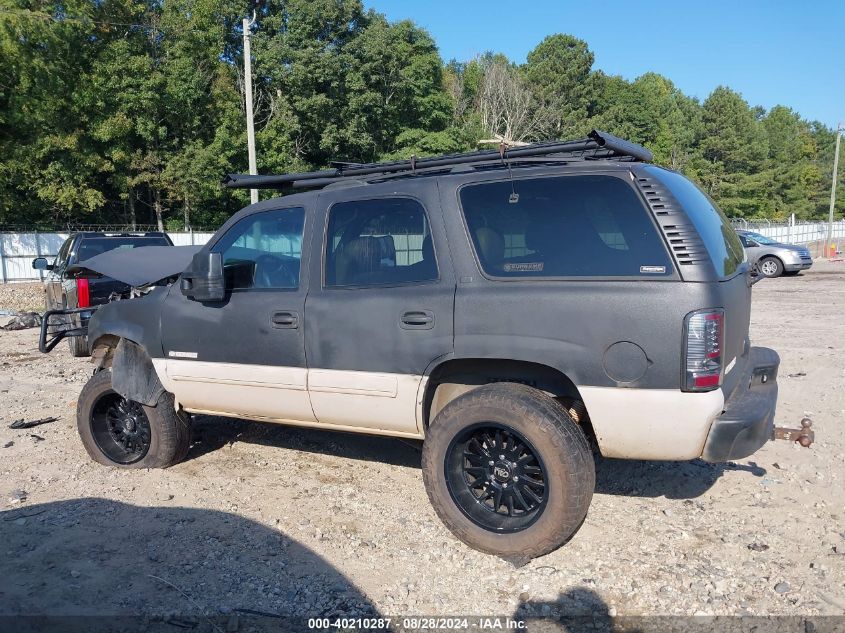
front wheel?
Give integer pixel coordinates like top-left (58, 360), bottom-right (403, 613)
top-left (758, 256), bottom-right (784, 278)
top-left (422, 383), bottom-right (594, 560)
top-left (76, 370), bottom-right (191, 469)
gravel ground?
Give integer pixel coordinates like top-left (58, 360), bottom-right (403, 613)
top-left (0, 282), bottom-right (45, 314)
top-left (0, 263), bottom-right (843, 624)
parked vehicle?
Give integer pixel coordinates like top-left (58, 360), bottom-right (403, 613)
top-left (40, 132), bottom-right (811, 560)
top-left (32, 232), bottom-right (173, 356)
top-left (736, 230), bottom-right (813, 278)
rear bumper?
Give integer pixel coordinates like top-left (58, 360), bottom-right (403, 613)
top-left (700, 346), bottom-right (779, 462)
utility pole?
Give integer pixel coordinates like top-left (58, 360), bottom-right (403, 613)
top-left (242, 13), bottom-right (258, 205)
top-left (826, 123), bottom-right (842, 258)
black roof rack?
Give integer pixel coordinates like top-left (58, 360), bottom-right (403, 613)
top-left (222, 130), bottom-right (652, 192)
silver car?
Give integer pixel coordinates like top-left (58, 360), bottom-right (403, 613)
top-left (736, 230), bottom-right (813, 278)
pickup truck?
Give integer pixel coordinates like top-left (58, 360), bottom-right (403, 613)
top-left (33, 231), bottom-right (173, 356)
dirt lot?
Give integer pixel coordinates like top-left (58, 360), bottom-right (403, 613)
top-left (0, 264), bottom-right (843, 624)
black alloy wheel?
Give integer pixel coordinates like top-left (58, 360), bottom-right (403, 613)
top-left (90, 392), bottom-right (152, 464)
top-left (444, 423), bottom-right (548, 533)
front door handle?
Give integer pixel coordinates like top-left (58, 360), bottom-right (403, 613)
top-left (270, 311), bottom-right (299, 329)
top-left (400, 310), bottom-right (434, 330)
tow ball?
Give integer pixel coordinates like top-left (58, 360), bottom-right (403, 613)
top-left (772, 418), bottom-right (814, 448)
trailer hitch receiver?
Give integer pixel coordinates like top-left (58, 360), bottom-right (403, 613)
top-left (773, 418), bottom-right (814, 448)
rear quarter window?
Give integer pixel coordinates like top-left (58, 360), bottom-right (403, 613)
top-left (647, 167), bottom-right (745, 278)
top-left (459, 175), bottom-right (673, 278)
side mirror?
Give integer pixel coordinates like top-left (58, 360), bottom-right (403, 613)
top-left (32, 257), bottom-right (53, 271)
top-left (180, 252), bottom-right (225, 302)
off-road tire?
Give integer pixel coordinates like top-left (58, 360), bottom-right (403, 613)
top-left (422, 382), bottom-right (594, 559)
top-left (759, 256), bottom-right (784, 278)
top-left (68, 334), bottom-right (90, 357)
top-left (76, 369), bottom-right (191, 469)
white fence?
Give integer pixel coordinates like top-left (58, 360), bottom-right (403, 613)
top-left (730, 218), bottom-right (845, 252)
top-left (0, 231), bottom-right (214, 283)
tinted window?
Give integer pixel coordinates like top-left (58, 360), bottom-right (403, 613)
top-left (459, 175), bottom-right (672, 278)
top-left (76, 236), bottom-right (170, 261)
top-left (213, 208), bottom-right (305, 289)
top-left (54, 238), bottom-right (73, 268)
top-left (649, 167), bottom-right (745, 277)
top-left (325, 198), bottom-right (437, 287)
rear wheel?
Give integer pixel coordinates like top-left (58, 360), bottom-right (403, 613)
top-left (76, 370), bottom-right (191, 469)
top-left (422, 383), bottom-right (594, 559)
top-left (758, 256), bottom-right (784, 278)
top-left (68, 334), bottom-right (89, 357)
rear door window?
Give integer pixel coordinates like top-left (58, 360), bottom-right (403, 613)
top-left (647, 167), bottom-right (745, 278)
top-left (459, 175), bottom-right (672, 278)
top-left (325, 198), bottom-right (438, 287)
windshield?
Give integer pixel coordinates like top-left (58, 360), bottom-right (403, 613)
top-left (744, 231), bottom-right (779, 246)
top-left (76, 236), bottom-right (171, 262)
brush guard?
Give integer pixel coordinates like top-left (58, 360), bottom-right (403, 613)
top-left (39, 307), bottom-right (96, 353)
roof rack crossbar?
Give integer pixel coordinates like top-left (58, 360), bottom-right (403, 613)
top-left (222, 130), bottom-right (652, 191)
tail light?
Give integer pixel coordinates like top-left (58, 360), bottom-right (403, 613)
top-left (76, 278), bottom-right (90, 308)
top-left (682, 308), bottom-right (724, 391)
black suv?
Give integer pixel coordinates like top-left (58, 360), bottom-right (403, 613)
top-left (33, 231), bottom-right (172, 356)
top-left (46, 132), bottom-right (793, 559)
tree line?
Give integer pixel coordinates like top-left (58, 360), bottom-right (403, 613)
top-left (1, 0), bottom-right (841, 230)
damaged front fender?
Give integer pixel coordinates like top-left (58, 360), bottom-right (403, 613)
top-left (107, 338), bottom-right (166, 408)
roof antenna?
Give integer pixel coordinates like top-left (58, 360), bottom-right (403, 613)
top-left (499, 142), bottom-right (519, 204)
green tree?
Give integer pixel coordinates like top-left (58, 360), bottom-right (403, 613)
top-left (690, 86), bottom-right (769, 217)
top-left (523, 34), bottom-right (593, 138)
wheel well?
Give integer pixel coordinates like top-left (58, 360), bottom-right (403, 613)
top-left (89, 335), bottom-right (165, 407)
top-left (90, 334), bottom-right (121, 368)
top-left (423, 358), bottom-right (595, 441)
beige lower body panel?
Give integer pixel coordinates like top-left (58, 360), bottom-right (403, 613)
top-left (579, 386), bottom-right (725, 460)
top-left (153, 359), bottom-right (316, 423)
top-left (152, 360), bottom-right (424, 437)
top-left (308, 369), bottom-right (426, 435)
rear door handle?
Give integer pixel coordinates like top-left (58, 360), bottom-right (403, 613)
top-left (400, 310), bottom-right (434, 330)
top-left (270, 311), bottom-right (299, 329)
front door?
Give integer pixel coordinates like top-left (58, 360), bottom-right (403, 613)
top-left (304, 190), bottom-right (455, 436)
top-left (159, 205), bottom-right (314, 422)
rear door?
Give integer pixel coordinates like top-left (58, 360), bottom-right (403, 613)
top-left (304, 186), bottom-right (455, 436)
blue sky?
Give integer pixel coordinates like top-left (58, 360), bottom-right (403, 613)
top-left (365, 0), bottom-right (844, 128)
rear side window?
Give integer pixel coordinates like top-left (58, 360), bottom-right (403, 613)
top-left (459, 175), bottom-right (672, 278)
top-left (76, 236), bottom-right (170, 261)
top-left (648, 167), bottom-right (745, 278)
top-left (325, 198), bottom-right (438, 287)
